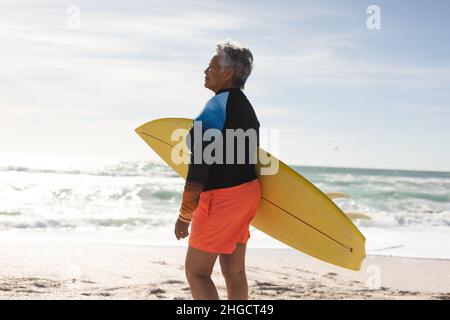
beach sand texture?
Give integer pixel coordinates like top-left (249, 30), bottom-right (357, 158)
top-left (1, 236), bottom-right (449, 300)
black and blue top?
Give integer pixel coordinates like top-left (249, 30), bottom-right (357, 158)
top-left (178, 87), bottom-right (260, 222)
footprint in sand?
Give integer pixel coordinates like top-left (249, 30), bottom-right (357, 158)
top-left (396, 290), bottom-right (421, 296)
top-left (254, 280), bottom-right (275, 286)
top-left (0, 288), bottom-right (12, 292)
top-left (290, 294), bottom-right (306, 298)
top-left (97, 292), bottom-right (112, 297)
top-left (33, 282), bottom-right (48, 288)
top-left (30, 278), bottom-right (61, 289)
top-left (162, 280), bottom-right (185, 285)
top-left (434, 293), bottom-right (450, 300)
top-left (285, 267), bottom-right (316, 275)
top-left (150, 288), bottom-right (166, 295)
top-left (1, 277), bottom-right (61, 294)
top-left (17, 289), bottom-right (44, 294)
top-left (254, 280), bottom-right (295, 293)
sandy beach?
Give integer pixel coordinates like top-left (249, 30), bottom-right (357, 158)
top-left (0, 233), bottom-right (448, 300)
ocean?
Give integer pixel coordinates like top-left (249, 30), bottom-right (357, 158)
top-left (1, 156), bottom-right (449, 260)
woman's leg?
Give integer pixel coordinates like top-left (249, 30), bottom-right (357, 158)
top-left (219, 242), bottom-right (248, 300)
top-left (185, 246), bottom-right (219, 300)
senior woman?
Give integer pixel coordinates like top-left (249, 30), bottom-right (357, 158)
top-left (174, 40), bottom-right (261, 300)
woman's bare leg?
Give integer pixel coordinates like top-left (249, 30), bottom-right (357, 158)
top-left (185, 246), bottom-right (219, 300)
top-left (219, 243), bottom-right (248, 300)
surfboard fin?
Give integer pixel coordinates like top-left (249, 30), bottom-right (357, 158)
top-left (326, 191), bottom-right (351, 200)
top-left (344, 212), bottom-right (371, 221)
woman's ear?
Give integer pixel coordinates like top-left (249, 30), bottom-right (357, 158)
top-left (224, 67), bottom-right (235, 81)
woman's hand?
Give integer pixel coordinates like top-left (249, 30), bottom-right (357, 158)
top-left (174, 218), bottom-right (190, 240)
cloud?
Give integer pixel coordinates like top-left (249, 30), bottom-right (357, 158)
top-left (1, 0), bottom-right (449, 170)
top-left (253, 48), bottom-right (450, 92)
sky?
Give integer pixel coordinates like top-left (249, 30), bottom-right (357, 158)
top-left (1, 0), bottom-right (449, 172)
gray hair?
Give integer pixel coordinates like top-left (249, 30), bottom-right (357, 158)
top-left (216, 40), bottom-right (254, 89)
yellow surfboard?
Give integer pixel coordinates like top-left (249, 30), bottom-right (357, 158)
top-left (135, 118), bottom-right (366, 271)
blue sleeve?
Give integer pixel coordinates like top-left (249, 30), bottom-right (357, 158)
top-left (178, 92), bottom-right (229, 221)
top-left (186, 93), bottom-right (228, 184)
top-left (194, 92), bottom-right (228, 131)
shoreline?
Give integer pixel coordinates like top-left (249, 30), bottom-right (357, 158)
top-left (1, 228), bottom-right (449, 261)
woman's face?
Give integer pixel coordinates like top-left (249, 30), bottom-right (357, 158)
top-left (204, 54), bottom-right (234, 93)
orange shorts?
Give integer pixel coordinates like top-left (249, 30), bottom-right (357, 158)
top-left (189, 179), bottom-right (261, 254)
